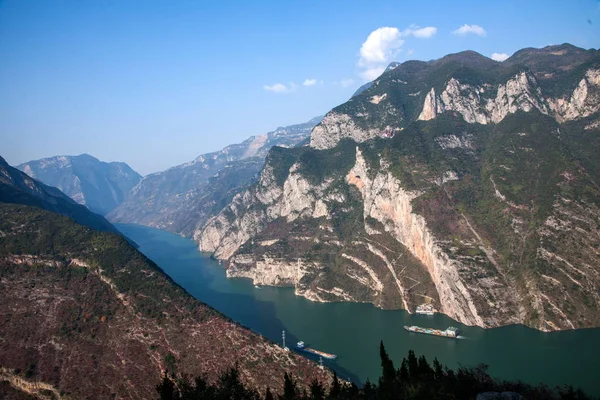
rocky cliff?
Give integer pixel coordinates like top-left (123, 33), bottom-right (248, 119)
top-left (108, 117), bottom-right (321, 237)
top-left (18, 154), bottom-right (141, 215)
top-left (196, 44), bottom-right (600, 331)
top-left (311, 45), bottom-right (599, 150)
top-left (0, 203), bottom-right (332, 399)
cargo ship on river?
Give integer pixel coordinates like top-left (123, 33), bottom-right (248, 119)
top-left (296, 341), bottom-right (337, 360)
top-left (404, 325), bottom-right (459, 338)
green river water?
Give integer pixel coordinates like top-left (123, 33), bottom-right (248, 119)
top-left (117, 224), bottom-right (600, 396)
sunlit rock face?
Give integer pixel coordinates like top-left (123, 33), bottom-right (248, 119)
top-left (195, 44), bottom-right (600, 331)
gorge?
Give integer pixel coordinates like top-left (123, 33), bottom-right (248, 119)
top-left (196, 44), bottom-right (600, 332)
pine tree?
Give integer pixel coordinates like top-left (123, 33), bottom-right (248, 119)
top-left (362, 379), bottom-right (376, 400)
top-left (309, 378), bottom-right (325, 400)
top-left (399, 359), bottom-right (409, 384)
top-left (156, 372), bottom-right (177, 400)
top-left (282, 372), bottom-right (298, 400)
top-left (328, 371), bottom-right (341, 399)
top-left (265, 387), bottom-right (275, 400)
top-left (407, 350), bottom-right (418, 380)
top-left (379, 341), bottom-right (396, 385)
top-left (378, 341), bottom-right (398, 400)
top-left (432, 358), bottom-right (444, 381)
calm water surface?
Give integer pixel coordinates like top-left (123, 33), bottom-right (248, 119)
top-left (118, 224), bottom-right (600, 395)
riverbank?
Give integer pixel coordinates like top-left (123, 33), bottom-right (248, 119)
top-left (116, 223), bottom-right (600, 396)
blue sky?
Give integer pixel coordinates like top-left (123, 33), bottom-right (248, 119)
top-left (1, 0), bottom-right (599, 175)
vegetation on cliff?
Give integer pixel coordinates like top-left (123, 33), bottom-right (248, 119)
top-left (0, 203), bottom-right (331, 398)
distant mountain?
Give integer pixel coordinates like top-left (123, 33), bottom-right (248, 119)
top-left (17, 154), bottom-right (141, 215)
top-left (0, 203), bottom-right (331, 398)
top-left (197, 44), bottom-right (600, 332)
top-left (108, 116), bottom-right (322, 236)
top-left (0, 155), bottom-right (119, 234)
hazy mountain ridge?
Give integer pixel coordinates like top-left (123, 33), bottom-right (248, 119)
top-left (108, 116), bottom-right (322, 237)
top-left (17, 153), bottom-right (142, 215)
top-left (0, 155), bottom-right (119, 235)
top-left (196, 44), bottom-right (600, 331)
top-left (0, 202), bottom-right (331, 398)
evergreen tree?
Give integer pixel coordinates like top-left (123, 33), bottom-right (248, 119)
top-left (406, 350), bottom-right (418, 380)
top-left (362, 379), bottom-right (376, 400)
top-left (328, 371), bottom-right (341, 399)
top-left (379, 341), bottom-right (396, 385)
top-left (154, 348), bottom-right (595, 400)
top-left (398, 359), bottom-right (409, 384)
top-left (281, 372), bottom-right (298, 400)
top-left (417, 355), bottom-right (433, 381)
top-left (309, 378), bottom-right (325, 400)
top-left (265, 387), bottom-right (275, 400)
top-left (432, 358), bottom-right (444, 381)
top-left (156, 372), bottom-right (177, 400)
top-left (378, 342), bottom-right (399, 400)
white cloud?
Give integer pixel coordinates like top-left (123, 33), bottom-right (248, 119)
top-left (405, 26), bottom-right (437, 38)
top-left (452, 24), bottom-right (487, 37)
top-left (357, 25), bottom-right (436, 82)
top-left (263, 83), bottom-right (294, 93)
top-left (359, 27), bottom-right (403, 65)
top-left (303, 78), bottom-right (317, 86)
top-left (491, 52), bottom-right (510, 62)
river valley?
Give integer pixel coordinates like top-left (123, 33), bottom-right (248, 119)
top-left (117, 223), bottom-right (600, 396)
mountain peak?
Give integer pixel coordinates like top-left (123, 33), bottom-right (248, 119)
top-left (17, 155), bottom-right (142, 215)
top-left (432, 49), bottom-right (497, 68)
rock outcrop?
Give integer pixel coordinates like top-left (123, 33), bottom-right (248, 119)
top-left (310, 45), bottom-right (600, 150)
top-left (194, 44), bottom-right (600, 331)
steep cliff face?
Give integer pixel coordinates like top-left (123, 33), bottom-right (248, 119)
top-left (17, 154), bottom-right (141, 215)
top-left (195, 44), bottom-right (600, 331)
top-left (199, 143), bottom-right (440, 311)
top-left (108, 117), bottom-right (321, 237)
top-left (417, 71), bottom-right (549, 124)
top-left (346, 149), bottom-right (519, 327)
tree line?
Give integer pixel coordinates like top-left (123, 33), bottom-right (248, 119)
top-left (157, 343), bottom-right (594, 400)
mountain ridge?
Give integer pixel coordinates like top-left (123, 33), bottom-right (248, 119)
top-left (108, 116), bottom-right (322, 237)
top-left (0, 155), bottom-right (120, 235)
top-left (17, 153), bottom-right (142, 215)
top-left (195, 44), bottom-right (600, 332)
top-left (0, 199), bottom-right (332, 398)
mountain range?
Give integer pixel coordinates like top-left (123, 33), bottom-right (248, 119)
top-left (11, 44), bottom-right (600, 333)
top-left (0, 163), bottom-right (331, 398)
top-left (107, 116), bottom-right (322, 236)
top-left (17, 153), bottom-right (142, 215)
top-left (196, 43), bottom-right (600, 332)
top-left (0, 155), bottom-right (119, 234)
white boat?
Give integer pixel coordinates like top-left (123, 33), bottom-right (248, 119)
top-left (415, 303), bottom-right (436, 315)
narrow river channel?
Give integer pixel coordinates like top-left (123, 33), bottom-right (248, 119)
top-left (117, 223), bottom-right (600, 396)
